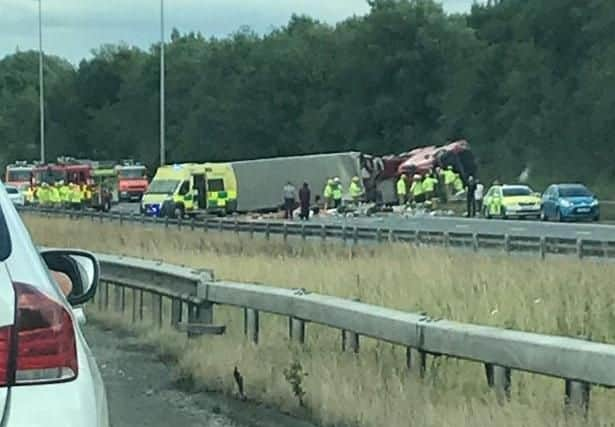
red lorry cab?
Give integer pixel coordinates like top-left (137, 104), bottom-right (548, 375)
top-left (5, 162), bottom-right (34, 188)
top-left (116, 163), bottom-right (148, 202)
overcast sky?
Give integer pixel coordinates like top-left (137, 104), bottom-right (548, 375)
top-left (1, 0), bottom-right (477, 63)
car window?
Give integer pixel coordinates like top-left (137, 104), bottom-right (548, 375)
top-left (5, 187), bottom-right (18, 195)
top-left (0, 206), bottom-right (11, 262)
top-left (178, 181), bottom-right (190, 196)
top-left (207, 179), bottom-right (225, 192)
top-left (502, 186), bottom-right (532, 197)
top-left (559, 186), bottom-right (592, 198)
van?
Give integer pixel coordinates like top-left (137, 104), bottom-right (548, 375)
top-left (141, 163), bottom-right (236, 218)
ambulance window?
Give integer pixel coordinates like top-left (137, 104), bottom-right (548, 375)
top-left (208, 179), bottom-right (225, 192)
top-left (178, 181), bottom-right (190, 196)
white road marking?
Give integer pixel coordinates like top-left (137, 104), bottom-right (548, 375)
top-left (576, 231), bottom-right (592, 236)
top-left (509, 227), bottom-right (527, 232)
top-left (455, 224), bottom-right (470, 229)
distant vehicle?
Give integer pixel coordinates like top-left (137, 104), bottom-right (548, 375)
top-left (483, 184), bottom-right (542, 219)
top-left (142, 152), bottom-right (370, 217)
top-left (4, 185), bottom-right (25, 206)
top-left (141, 163), bottom-right (235, 218)
top-left (0, 182), bottom-right (109, 426)
top-left (397, 140), bottom-right (477, 184)
top-left (90, 168), bottom-right (119, 212)
top-left (4, 161), bottom-right (34, 188)
top-left (541, 183), bottom-right (600, 222)
top-left (115, 160), bottom-right (148, 202)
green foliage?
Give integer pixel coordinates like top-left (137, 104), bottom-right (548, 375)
top-left (1, 0), bottom-right (615, 193)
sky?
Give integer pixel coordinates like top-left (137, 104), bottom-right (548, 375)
top-left (1, 0), bottom-right (477, 64)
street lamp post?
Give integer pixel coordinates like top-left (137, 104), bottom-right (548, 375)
top-left (159, 0), bottom-right (166, 166)
top-left (38, 0), bottom-right (45, 164)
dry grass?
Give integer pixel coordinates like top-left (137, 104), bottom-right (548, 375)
top-left (24, 214), bottom-right (615, 426)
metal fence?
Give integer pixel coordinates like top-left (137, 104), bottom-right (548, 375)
top-left (22, 207), bottom-right (615, 260)
top-left (90, 252), bottom-right (615, 415)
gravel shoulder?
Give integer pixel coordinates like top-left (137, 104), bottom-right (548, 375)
top-left (84, 323), bottom-right (317, 427)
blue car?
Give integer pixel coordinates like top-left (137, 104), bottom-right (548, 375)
top-left (541, 183), bottom-right (600, 222)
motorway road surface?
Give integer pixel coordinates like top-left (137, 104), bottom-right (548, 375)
top-left (86, 323), bottom-right (316, 427)
top-left (111, 202), bottom-right (615, 242)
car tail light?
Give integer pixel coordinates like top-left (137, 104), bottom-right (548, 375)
top-left (0, 326), bottom-right (12, 387)
top-left (9, 283), bottom-right (78, 385)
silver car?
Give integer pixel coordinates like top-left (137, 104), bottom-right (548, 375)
top-left (4, 185), bottom-right (24, 206)
top-left (0, 182), bottom-right (109, 426)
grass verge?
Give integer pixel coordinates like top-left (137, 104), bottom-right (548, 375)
top-left (24, 214), bottom-right (615, 426)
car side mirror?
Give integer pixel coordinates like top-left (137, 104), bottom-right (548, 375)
top-left (40, 249), bottom-right (100, 306)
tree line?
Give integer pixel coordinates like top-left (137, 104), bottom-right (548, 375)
top-left (1, 0), bottom-right (614, 193)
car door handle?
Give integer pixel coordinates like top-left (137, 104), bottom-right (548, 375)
top-left (73, 307), bottom-right (87, 325)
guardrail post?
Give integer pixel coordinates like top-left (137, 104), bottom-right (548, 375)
top-left (415, 230), bottom-right (421, 246)
top-left (120, 286), bottom-right (126, 314)
top-left (245, 308), bottom-right (259, 344)
top-left (99, 211), bottom-right (103, 223)
top-left (565, 380), bottom-right (590, 416)
top-left (218, 219), bottom-right (223, 232)
top-left (376, 228), bottom-right (382, 243)
top-left (321, 224), bottom-right (326, 242)
top-left (289, 317), bottom-right (305, 344)
top-left (113, 285), bottom-right (121, 313)
top-left (576, 239), bottom-right (584, 259)
top-left (472, 233), bottom-right (479, 252)
top-left (171, 298), bottom-right (182, 328)
top-left (265, 223), bottom-right (271, 240)
top-left (190, 217), bottom-right (196, 231)
top-left (342, 297), bottom-right (360, 353)
top-left (203, 218), bottom-right (209, 233)
top-left (406, 347), bottom-right (426, 378)
top-left (539, 237), bottom-right (547, 260)
top-left (443, 231), bottom-right (450, 248)
top-left (139, 289), bottom-right (144, 321)
top-left (301, 224), bottom-right (306, 241)
top-left (485, 364), bottom-right (511, 401)
top-left (342, 329), bottom-right (360, 353)
top-left (353, 226), bottom-right (359, 245)
top-left (602, 241), bottom-right (609, 258)
top-left (119, 212), bottom-right (124, 225)
top-left (388, 229), bottom-right (395, 243)
top-left (235, 219), bottom-right (240, 235)
top-left (104, 281), bottom-right (110, 310)
top-left (152, 294), bottom-right (163, 328)
top-left (504, 234), bottom-right (511, 253)
top-left (188, 301), bottom-right (213, 324)
top-left (342, 226), bottom-right (347, 243)
top-left (164, 216), bottom-right (169, 228)
top-left (140, 214), bottom-right (145, 225)
top-left (131, 288), bottom-right (138, 324)
top-left (178, 216), bottom-right (183, 230)
top-left (283, 223), bottom-right (288, 242)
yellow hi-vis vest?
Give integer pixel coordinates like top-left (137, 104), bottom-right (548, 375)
top-left (411, 180), bottom-right (424, 196)
top-left (349, 182), bottom-right (362, 199)
top-left (396, 178), bottom-right (407, 196)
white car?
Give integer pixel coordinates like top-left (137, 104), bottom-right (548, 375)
top-left (4, 185), bottom-right (24, 206)
top-left (0, 182), bottom-right (109, 426)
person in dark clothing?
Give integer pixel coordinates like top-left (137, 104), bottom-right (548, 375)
top-left (298, 182), bottom-right (311, 221)
top-left (466, 175), bottom-right (477, 217)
